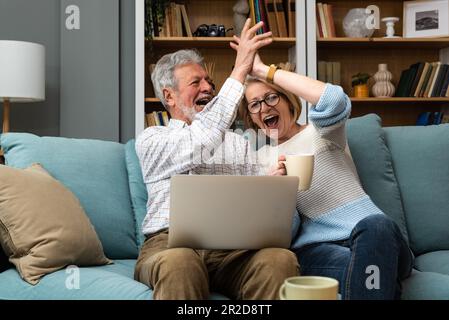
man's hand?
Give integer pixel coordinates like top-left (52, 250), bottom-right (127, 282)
top-left (229, 19), bottom-right (272, 83)
top-left (231, 39), bottom-right (269, 79)
top-left (268, 155), bottom-right (286, 176)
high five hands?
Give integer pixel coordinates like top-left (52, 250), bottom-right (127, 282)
top-left (230, 19), bottom-right (272, 83)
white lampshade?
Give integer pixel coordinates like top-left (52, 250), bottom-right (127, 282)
top-left (0, 40), bottom-right (45, 102)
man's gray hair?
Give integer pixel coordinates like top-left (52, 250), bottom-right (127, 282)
top-left (151, 49), bottom-right (205, 109)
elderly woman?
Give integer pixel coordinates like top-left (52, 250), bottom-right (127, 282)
top-left (234, 49), bottom-right (414, 299)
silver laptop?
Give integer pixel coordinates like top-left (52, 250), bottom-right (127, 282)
top-left (168, 175), bottom-right (299, 250)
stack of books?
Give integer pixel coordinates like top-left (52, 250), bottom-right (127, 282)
top-left (395, 62), bottom-right (449, 98)
top-left (416, 108), bottom-right (449, 125)
top-left (254, 0), bottom-right (295, 38)
top-left (145, 111), bottom-right (170, 127)
top-left (317, 61), bottom-right (341, 85)
top-left (151, 2), bottom-right (192, 37)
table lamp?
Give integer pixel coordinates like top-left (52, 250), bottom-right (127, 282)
top-left (0, 40), bottom-right (45, 134)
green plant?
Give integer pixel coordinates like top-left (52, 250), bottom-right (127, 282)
top-left (351, 73), bottom-right (370, 87)
top-left (145, 0), bottom-right (171, 39)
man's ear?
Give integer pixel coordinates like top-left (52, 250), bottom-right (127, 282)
top-left (163, 88), bottom-right (176, 110)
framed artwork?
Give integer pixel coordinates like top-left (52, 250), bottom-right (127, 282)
top-left (403, 0), bottom-right (449, 38)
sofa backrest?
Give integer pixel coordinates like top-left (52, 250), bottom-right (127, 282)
top-left (346, 114), bottom-right (409, 244)
top-left (0, 133), bottom-right (140, 260)
top-left (124, 139), bottom-right (148, 248)
top-left (384, 124), bottom-right (449, 255)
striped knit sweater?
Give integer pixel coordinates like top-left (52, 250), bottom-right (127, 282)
top-left (257, 84), bottom-right (384, 249)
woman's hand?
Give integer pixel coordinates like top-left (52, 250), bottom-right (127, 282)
top-left (268, 155), bottom-right (287, 176)
top-left (229, 19), bottom-right (272, 83)
top-left (231, 38), bottom-right (269, 79)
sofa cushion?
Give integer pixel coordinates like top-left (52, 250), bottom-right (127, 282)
top-left (414, 251), bottom-right (449, 276)
top-left (384, 125), bottom-right (449, 255)
top-left (0, 133), bottom-right (138, 259)
top-left (0, 259), bottom-right (152, 300)
top-left (346, 114), bottom-right (409, 243)
top-left (401, 269), bottom-right (449, 300)
top-left (0, 259), bottom-right (229, 300)
top-left (125, 140), bottom-right (148, 248)
top-left (0, 164), bottom-right (111, 285)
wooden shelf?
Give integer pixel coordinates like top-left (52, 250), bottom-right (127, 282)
top-left (148, 37), bottom-right (296, 48)
top-left (145, 97), bottom-right (161, 103)
top-left (318, 37), bottom-right (449, 48)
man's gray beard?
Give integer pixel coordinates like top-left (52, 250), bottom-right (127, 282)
top-left (180, 104), bottom-right (198, 122)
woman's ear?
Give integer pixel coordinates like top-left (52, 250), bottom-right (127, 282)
top-left (163, 88), bottom-right (176, 109)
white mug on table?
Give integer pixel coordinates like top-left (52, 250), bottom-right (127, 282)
top-left (279, 276), bottom-right (339, 300)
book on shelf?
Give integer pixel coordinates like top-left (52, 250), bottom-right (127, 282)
top-left (145, 111), bottom-right (170, 128)
top-left (252, 0), bottom-right (268, 35)
top-left (317, 61), bottom-right (326, 82)
top-left (175, 3), bottom-right (182, 37)
top-left (416, 112), bottom-right (431, 126)
top-left (157, 3), bottom-right (192, 37)
top-left (412, 62), bottom-right (431, 97)
top-left (396, 61), bottom-right (449, 98)
top-left (408, 62), bottom-right (425, 97)
top-left (316, 3), bottom-right (335, 38)
top-left (179, 4), bottom-right (192, 37)
top-left (273, 0), bottom-right (288, 37)
top-left (417, 111), bottom-right (445, 126)
top-left (416, 62), bottom-right (435, 98)
top-left (332, 61), bottom-right (340, 85)
top-left (249, 0), bottom-right (257, 27)
top-left (432, 64), bottom-right (448, 97)
top-left (264, 0), bottom-right (279, 37)
top-left (326, 4), bottom-right (336, 38)
top-left (145, 113), bottom-right (155, 128)
top-left (317, 3), bottom-right (328, 38)
top-left (439, 67), bottom-right (449, 97)
top-left (286, 0), bottom-right (295, 37)
top-left (315, 4), bottom-right (323, 38)
top-left (441, 106), bottom-right (449, 123)
top-left (259, 0), bottom-right (270, 34)
top-left (322, 4), bottom-right (335, 37)
top-left (395, 69), bottom-right (409, 97)
top-left (317, 61), bottom-right (340, 85)
top-left (325, 62), bottom-right (333, 85)
top-left (425, 62), bottom-right (440, 98)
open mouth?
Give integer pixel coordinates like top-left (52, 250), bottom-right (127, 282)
top-left (263, 114), bottom-right (279, 129)
top-left (195, 96), bottom-right (212, 106)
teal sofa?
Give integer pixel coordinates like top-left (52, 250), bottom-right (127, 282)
top-left (0, 113), bottom-right (448, 299)
top-left (346, 114), bottom-right (449, 300)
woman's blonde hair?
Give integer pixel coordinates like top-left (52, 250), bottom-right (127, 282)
top-left (239, 74), bottom-right (302, 130)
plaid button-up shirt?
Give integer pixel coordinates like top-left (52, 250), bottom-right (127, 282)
top-left (136, 78), bottom-right (262, 235)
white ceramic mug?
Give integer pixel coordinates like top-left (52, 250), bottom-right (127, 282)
top-left (282, 154), bottom-right (314, 191)
top-left (279, 276), bottom-right (339, 300)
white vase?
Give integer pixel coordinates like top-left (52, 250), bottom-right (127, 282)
top-left (372, 64), bottom-right (395, 97)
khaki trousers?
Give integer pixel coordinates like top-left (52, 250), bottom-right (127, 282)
top-left (134, 230), bottom-right (299, 300)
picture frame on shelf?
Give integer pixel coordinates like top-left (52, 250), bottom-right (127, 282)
top-left (403, 0), bottom-right (449, 38)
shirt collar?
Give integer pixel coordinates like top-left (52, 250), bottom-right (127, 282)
top-left (168, 118), bottom-right (187, 129)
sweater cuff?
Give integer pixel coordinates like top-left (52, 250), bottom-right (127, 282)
top-left (309, 83), bottom-right (350, 127)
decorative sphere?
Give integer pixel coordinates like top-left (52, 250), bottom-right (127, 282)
top-left (343, 8), bottom-right (375, 38)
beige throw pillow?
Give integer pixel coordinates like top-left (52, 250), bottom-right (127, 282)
top-left (0, 164), bottom-right (111, 285)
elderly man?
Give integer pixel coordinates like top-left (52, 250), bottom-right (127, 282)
top-left (134, 20), bottom-right (299, 300)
